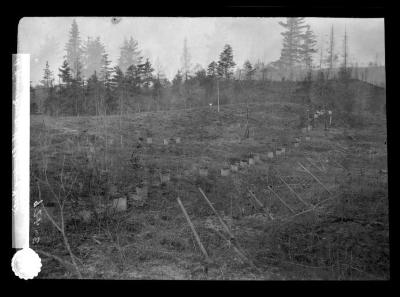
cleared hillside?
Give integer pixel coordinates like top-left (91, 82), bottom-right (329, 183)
top-left (30, 101), bottom-right (388, 280)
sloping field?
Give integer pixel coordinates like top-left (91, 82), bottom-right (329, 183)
top-left (30, 102), bottom-right (389, 279)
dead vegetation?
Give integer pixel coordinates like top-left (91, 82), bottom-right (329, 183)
top-left (30, 101), bottom-right (388, 280)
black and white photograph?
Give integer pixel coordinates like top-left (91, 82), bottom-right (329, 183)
top-left (15, 16), bottom-right (388, 280)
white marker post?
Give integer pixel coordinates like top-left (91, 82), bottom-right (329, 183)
top-left (12, 54), bottom-right (42, 279)
top-left (12, 54), bottom-right (30, 250)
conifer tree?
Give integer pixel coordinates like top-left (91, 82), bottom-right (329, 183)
top-left (172, 70), bottom-right (183, 97)
top-left (278, 17), bottom-right (307, 79)
top-left (58, 60), bottom-right (72, 85)
top-left (243, 60), bottom-right (256, 80)
top-left (338, 28), bottom-right (351, 82)
top-left (217, 44), bottom-right (236, 79)
top-left (300, 25), bottom-right (318, 71)
top-left (207, 61), bottom-right (218, 77)
top-left (65, 19), bottom-right (82, 79)
top-left (326, 25), bottom-right (338, 78)
top-left (99, 53), bottom-right (113, 87)
top-left (181, 38), bottom-right (191, 81)
top-left (41, 61), bottom-right (54, 88)
top-left (139, 58), bottom-right (154, 89)
top-left (82, 36), bottom-right (106, 79)
top-left (118, 37), bottom-right (142, 73)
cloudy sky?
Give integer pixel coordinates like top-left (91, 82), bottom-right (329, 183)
top-left (18, 17), bottom-right (385, 84)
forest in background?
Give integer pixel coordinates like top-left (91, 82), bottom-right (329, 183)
top-left (30, 18), bottom-right (386, 117)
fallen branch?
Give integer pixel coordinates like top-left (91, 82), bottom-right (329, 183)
top-left (198, 187), bottom-right (235, 240)
top-left (298, 162), bottom-right (332, 195)
top-left (267, 186), bottom-right (295, 214)
top-left (214, 227), bottom-right (261, 273)
top-left (248, 190), bottom-right (274, 220)
top-left (177, 197), bottom-right (210, 261)
top-left (36, 249), bottom-right (78, 275)
top-left (305, 157), bottom-right (324, 172)
top-left (277, 175), bottom-right (309, 207)
top-left (281, 195), bottom-right (338, 223)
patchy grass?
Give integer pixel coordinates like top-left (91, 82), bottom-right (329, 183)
top-left (30, 102), bottom-right (388, 280)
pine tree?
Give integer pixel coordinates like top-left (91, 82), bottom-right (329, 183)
top-left (217, 44), bottom-right (236, 79)
top-left (300, 25), bottom-right (318, 71)
top-left (326, 25), bottom-right (339, 78)
top-left (207, 61), bottom-right (218, 77)
top-left (152, 73), bottom-right (163, 104)
top-left (41, 61), bottom-right (54, 88)
top-left (243, 60), bottom-right (256, 80)
top-left (58, 60), bottom-right (72, 85)
top-left (278, 17), bottom-right (307, 79)
top-left (65, 19), bottom-right (82, 80)
top-left (85, 71), bottom-right (102, 115)
top-left (181, 38), bottom-right (191, 81)
top-left (82, 36), bottom-right (106, 79)
top-left (139, 59), bottom-right (154, 89)
top-left (111, 66), bottom-right (126, 118)
top-left (41, 61), bottom-right (59, 115)
top-left (338, 27), bottom-right (351, 81)
top-left (172, 70), bottom-right (183, 97)
top-left (118, 37), bottom-right (142, 73)
top-left (125, 64), bottom-right (141, 94)
top-left (30, 82), bottom-right (38, 114)
top-left (99, 53), bottom-right (112, 87)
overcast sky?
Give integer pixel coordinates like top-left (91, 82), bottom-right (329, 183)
top-left (18, 17), bottom-right (385, 84)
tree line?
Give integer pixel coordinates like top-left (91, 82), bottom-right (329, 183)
top-left (32, 18), bottom-right (372, 116)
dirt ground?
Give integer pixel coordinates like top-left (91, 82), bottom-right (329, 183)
top-left (30, 102), bottom-right (389, 280)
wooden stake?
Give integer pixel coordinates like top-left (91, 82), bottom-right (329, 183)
top-left (177, 197), bottom-right (209, 260)
top-left (278, 175), bottom-right (309, 207)
top-left (267, 186), bottom-right (295, 214)
top-left (198, 187), bottom-right (235, 239)
top-left (298, 162), bottom-right (332, 195)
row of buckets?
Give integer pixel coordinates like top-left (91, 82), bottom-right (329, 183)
top-left (198, 130), bottom-right (312, 178)
top-left (105, 136), bottom-right (183, 213)
top-left (145, 137), bottom-right (181, 145)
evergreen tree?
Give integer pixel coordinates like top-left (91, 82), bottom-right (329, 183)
top-left (111, 66), bottom-right (126, 114)
top-left (338, 27), bottom-right (351, 81)
top-left (99, 53), bottom-right (113, 87)
top-left (243, 60), bottom-right (256, 80)
top-left (326, 25), bottom-right (339, 78)
top-left (278, 17), bottom-right (307, 78)
top-left (139, 58), bottom-right (154, 89)
top-left (125, 64), bottom-right (141, 93)
top-left (82, 36), bottom-right (106, 79)
top-left (181, 38), bottom-right (191, 81)
top-left (207, 61), bottom-right (218, 77)
top-left (41, 61), bottom-right (54, 88)
top-left (118, 37), bottom-right (142, 73)
top-left (65, 19), bottom-right (82, 79)
top-left (172, 70), bottom-right (183, 97)
top-left (152, 74), bottom-right (163, 106)
top-left (30, 82), bottom-right (38, 114)
top-left (300, 25), bottom-right (318, 70)
top-left (217, 44), bottom-right (236, 79)
top-left (58, 60), bottom-right (72, 85)
top-left (41, 61), bottom-right (59, 115)
top-left (85, 71), bottom-right (103, 115)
